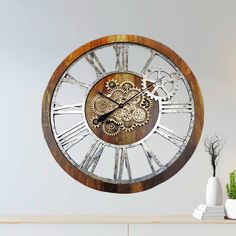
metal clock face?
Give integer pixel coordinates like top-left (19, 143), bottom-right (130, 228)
top-left (42, 35), bottom-right (204, 193)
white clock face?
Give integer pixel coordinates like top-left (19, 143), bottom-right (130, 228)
top-left (42, 35), bottom-right (203, 193)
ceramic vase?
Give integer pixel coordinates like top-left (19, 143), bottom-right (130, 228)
top-left (225, 199), bottom-right (236, 219)
top-left (205, 177), bottom-right (222, 206)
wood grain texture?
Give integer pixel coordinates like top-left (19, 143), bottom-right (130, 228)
top-left (41, 35), bottom-right (204, 193)
top-left (85, 72), bottom-right (159, 145)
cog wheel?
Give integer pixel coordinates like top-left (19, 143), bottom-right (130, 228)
top-left (126, 87), bottom-right (142, 105)
top-left (105, 79), bottom-right (118, 90)
top-left (141, 68), bottom-right (179, 101)
top-left (111, 109), bottom-right (123, 124)
top-left (90, 116), bottom-right (101, 128)
top-left (141, 96), bottom-right (152, 110)
top-left (108, 88), bottom-right (126, 104)
top-left (102, 119), bottom-right (120, 136)
top-left (132, 107), bottom-right (149, 125)
top-left (120, 120), bottom-right (135, 132)
top-left (121, 107), bottom-right (132, 122)
top-left (92, 95), bottom-right (112, 115)
top-left (120, 81), bottom-right (134, 91)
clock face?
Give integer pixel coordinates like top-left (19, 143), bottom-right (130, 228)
top-left (42, 35), bottom-right (204, 193)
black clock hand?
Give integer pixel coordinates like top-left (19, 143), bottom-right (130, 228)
top-left (97, 102), bottom-right (124, 123)
top-left (97, 92), bottom-right (120, 106)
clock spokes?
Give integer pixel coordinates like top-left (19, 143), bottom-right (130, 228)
top-left (52, 102), bottom-right (83, 115)
top-left (62, 73), bottom-right (90, 89)
top-left (56, 121), bottom-right (90, 151)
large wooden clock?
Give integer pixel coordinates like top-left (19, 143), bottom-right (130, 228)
top-left (42, 35), bottom-right (204, 193)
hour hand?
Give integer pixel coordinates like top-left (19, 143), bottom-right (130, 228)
top-left (98, 92), bottom-right (120, 106)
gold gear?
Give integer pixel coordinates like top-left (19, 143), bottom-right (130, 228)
top-left (120, 120), bottom-right (135, 132)
top-left (90, 116), bottom-right (101, 128)
top-left (120, 81), bottom-right (134, 91)
top-left (126, 87), bottom-right (143, 105)
top-left (105, 79), bottom-right (119, 90)
top-left (92, 95), bottom-right (113, 115)
top-left (140, 96), bottom-right (152, 110)
top-left (102, 119), bottom-right (120, 136)
top-left (132, 107), bottom-right (149, 126)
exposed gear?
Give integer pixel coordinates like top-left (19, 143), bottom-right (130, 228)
top-left (92, 81), bottom-right (153, 133)
top-left (90, 116), bottom-right (101, 128)
top-left (141, 68), bottom-right (179, 101)
top-left (126, 88), bottom-right (142, 105)
top-left (108, 88), bottom-right (126, 104)
top-left (141, 96), bottom-right (152, 109)
top-left (102, 119), bottom-right (120, 136)
top-left (92, 95), bottom-right (112, 115)
top-left (121, 107), bottom-right (132, 122)
top-left (120, 81), bottom-right (134, 91)
top-left (105, 79), bottom-right (118, 90)
top-left (120, 120), bottom-right (135, 132)
top-left (132, 107), bottom-right (148, 125)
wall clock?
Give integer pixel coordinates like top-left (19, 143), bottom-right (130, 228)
top-left (42, 35), bottom-right (204, 193)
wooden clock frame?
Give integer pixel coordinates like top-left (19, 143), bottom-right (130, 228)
top-left (42, 35), bottom-right (204, 193)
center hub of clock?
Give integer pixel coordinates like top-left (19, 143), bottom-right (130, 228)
top-left (84, 72), bottom-right (160, 146)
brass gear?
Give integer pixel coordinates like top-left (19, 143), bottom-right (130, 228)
top-left (105, 79), bottom-right (119, 90)
top-left (102, 119), bottom-right (120, 136)
top-left (141, 96), bottom-right (152, 110)
top-left (108, 88), bottom-right (126, 105)
top-left (90, 116), bottom-right (101, 128)
top-left (120, 120), bottom-right (135, 132)
top-left (92, 95), bottom-right (113, 115)
top-left (126, 87), bottom-right (143, 105)
top-left (132, 107), bottom-right (149, 126)
top-left (120, 81), bottom-right (134, 91)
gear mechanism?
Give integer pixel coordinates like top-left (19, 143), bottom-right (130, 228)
top-left (91, 80), bottom-right (153, 135)
top-left (141, 68), bottom-right (179, 101)
top-left (105, 79), bottom-right (118, 90)
top-left (102, 119), bottom-right (120, 136)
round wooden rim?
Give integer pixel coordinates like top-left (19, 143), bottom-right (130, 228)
top-left (42, 35), bottom-right (204, 193)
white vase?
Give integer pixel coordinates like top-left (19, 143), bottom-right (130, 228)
top-left (205, 177), bottom-right (222, 206)
top-left (225, 199), bottom-right (236, 219)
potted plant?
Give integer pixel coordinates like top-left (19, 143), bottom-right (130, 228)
top-left (204, 135), bottom-right (225, 206)
top-left (225, 170), bottom-right (236, 219)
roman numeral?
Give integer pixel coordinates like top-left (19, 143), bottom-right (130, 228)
top-left (114, 148), bottom-right (132, 181)
top-left (113, 44), bottom-right (128, 71)
top-left (141, 50), bottom-right (156, 75)
top-left (80, 141), bottom-right (104, 173)
top-left (62, 73), bottom-right (90, 89)
top-left (141, 142), bottom-right (162, 173)
top-left (85, 51), bottom-right (106, 77)
top-left (161, 101), bottom-right (193, 114)
top-left (155, 124), bottom-right (185, 147)
top-left (57, 121), bottom-right (89, 151)
top-left (52, 103), bottom-right (83, 115)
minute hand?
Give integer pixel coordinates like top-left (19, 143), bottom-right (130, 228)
top-left (122, 77), bottom-right (164, 106)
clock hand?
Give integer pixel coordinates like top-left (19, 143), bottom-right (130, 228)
top-left (97, 92), bottom-right (120, 106)
top-left (97, 78), bottom-right (163, 123)
top-left (122, 76), bottom-right (165, 106)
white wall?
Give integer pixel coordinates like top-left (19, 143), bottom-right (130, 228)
top-left (0, 0), bottom-right (236, 235)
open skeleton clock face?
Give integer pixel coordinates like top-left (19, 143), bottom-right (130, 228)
top-left (42, 35), bottom-right (204, 193)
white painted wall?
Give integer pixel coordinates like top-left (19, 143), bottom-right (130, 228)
top-left (0, 0), bottom-right (236, 235)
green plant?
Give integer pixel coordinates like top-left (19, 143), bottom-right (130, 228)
top-left (226, 170), bottom-right (236, 199)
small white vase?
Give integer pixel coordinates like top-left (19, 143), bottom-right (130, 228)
top-left (225, 199), bottom-right (236, 219)
top-left (205, 177), bottom-right (223, 206)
